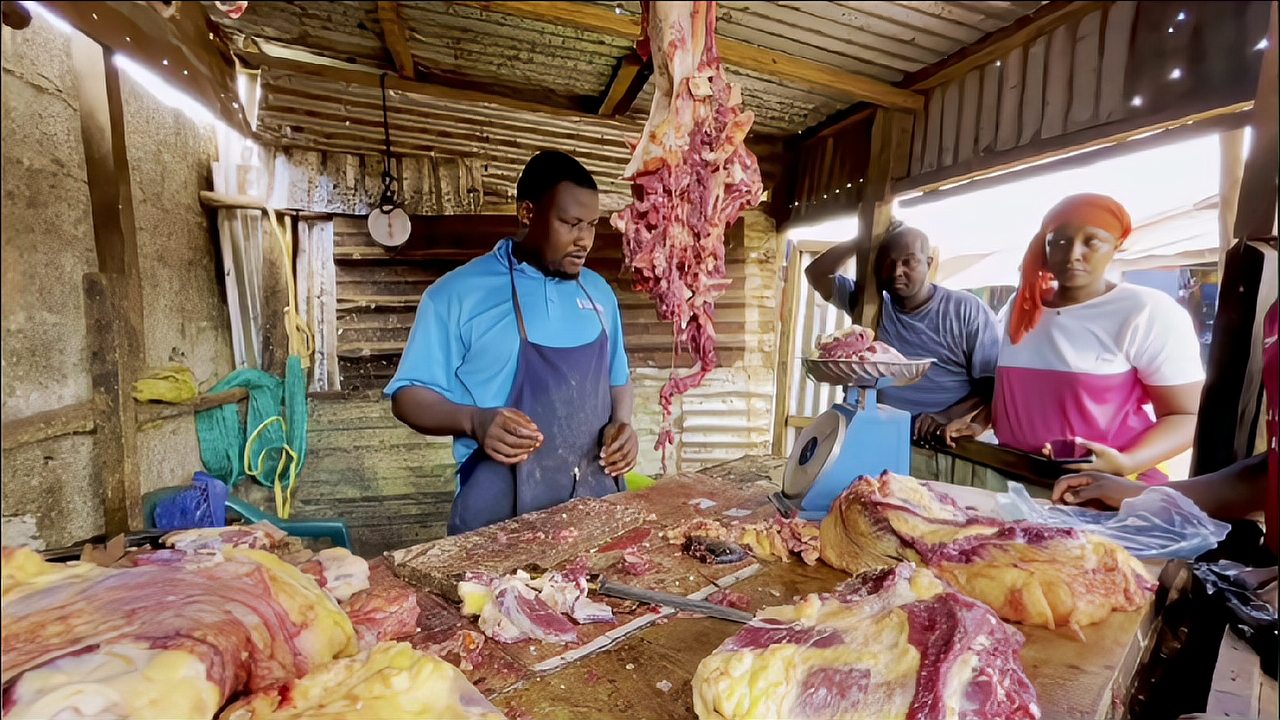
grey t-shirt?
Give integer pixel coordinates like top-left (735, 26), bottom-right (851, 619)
top-left (833, 276), bottom-right (1000, 416)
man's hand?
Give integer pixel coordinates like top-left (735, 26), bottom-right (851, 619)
top-left (941, 417), bottom-right (985, 448)
top-left (473, 408), bottom-right (543, 465)
top-left (913, 414), bottom-right (949, 445)
top-left (1052, 471), bottom-right (1144, 508)
top-left (600, 422), bottom-right (638, 478)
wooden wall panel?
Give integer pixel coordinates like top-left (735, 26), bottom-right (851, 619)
top-left (894, 1), bottom-right (1266, 194)
top-left (332, 214), bottom-right (758, 390)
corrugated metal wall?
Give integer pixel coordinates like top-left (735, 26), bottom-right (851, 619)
top-left (330, 210), bottom-right (780, 476)
top-left (901, 1), bottom-right (1268, 190)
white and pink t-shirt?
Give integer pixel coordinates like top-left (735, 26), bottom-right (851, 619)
top-left (992, 283), bottom-right (1205, 485)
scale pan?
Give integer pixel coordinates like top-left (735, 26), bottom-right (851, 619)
top-left (801, 357), bottom-right (933, 388)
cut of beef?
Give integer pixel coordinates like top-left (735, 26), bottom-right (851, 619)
top-left (611, 0), bottom-right (763, 465)
top-left (693, 563), bottom-right (1041, 720)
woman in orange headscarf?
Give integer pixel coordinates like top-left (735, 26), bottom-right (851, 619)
top-left (948, 194), bottom-right (1205, 484)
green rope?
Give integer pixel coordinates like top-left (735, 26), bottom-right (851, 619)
top-left (195, 357), bottom-right (308, 511)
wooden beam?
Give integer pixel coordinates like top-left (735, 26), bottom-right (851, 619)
top-left (599, 51), bottom-right (652, 117)
top-left (458, 2), bottom-right (923, 111)
top-left (771, 255), bottom-right (804, 455)
top-left (72, 36), bottom-right (146, 536)
top-left (901, 1), bottom-right (1107, 92)
top-left (43, 1), bottom-right (250, 134)
top-left (136, 388), bottom-right (250, 424)
top-left (854, 109), bottom-right (910, 327)
top-left (1233, 0), bottom-right (1278, 241)
top-left (376, 1), bottom-right (416, 80)
top-left (1, 401), bottom-right (99, 451)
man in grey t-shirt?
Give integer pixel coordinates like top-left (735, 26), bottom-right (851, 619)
top-left (804, 222), bottom-right (1000, 442)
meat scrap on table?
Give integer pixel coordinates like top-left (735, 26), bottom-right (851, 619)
top-left (663, 515), bottom-right (822, 565)
top-left (457, 566), bottom-right (615, 645)
top-left (692, 563), bottom-right (1041, 720)
top-left (611, 0), bottom-right (764, 465)
top-left (820, 471), bottom-right (1155, 637)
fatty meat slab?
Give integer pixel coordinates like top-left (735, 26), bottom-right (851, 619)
top-left (1, 546), bottom-right (356, 719)
top-left (692, 564), bottom-right (1040, 720)
top-left (819, 472), bottom-right (1155, 635)
top-left (611, 0), bottom-right (763, 463)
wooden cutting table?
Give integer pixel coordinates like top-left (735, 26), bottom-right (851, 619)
top-left (389, 455), bottom-right (1179, 720)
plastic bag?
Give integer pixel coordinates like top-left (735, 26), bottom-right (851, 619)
top-left (1192, 560), bottom-right (1278, 679)
top-left (153, 472), bottom-right (229, 531)
top-left (994, 482), bottom-right (1231, 560)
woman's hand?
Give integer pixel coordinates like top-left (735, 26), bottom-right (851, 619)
top-left (1052, 471), bottom-right (1145, 508)
top-left (1047, 437), bottom-right (1134, 476)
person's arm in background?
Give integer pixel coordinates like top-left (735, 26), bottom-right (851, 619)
top-left (804, 237), bottom-right (862, 304)
top-left (917, 298), bottom-right (1001, 440)
top-left (600, 288), bottom-right (639, 477)
top-left (1054, 453), bottom-right (1268, 516)
top-left (387, 289), bottom-right (541, 464)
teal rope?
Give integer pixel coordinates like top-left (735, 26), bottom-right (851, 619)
top-left (195, 358), bottom-right (308, 491)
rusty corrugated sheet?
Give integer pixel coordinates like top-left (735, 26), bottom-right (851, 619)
top-left (256, 68), bottom-right (644, 210)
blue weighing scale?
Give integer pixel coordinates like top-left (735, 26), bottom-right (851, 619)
top-left (779, 355), bottom-right (934, 521)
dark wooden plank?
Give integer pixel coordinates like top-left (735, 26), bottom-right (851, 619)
top-left (72, 35), bottom-right (145, 536)
top-left (996, 46), bottom-right (1025, 151)
top-left (1020, 34), bottom-right (1049, 145)
top-left (957, 69), bottom-right (982, 163)
top-left (922, 88), bottom-right (944, 173)
top-left (1067, 10), bottom-right (1103, 132)
top-left (0, 401), bottom-right (98, 451)
top-left (1041, 21), bottom-right (1076, 138)
top-left (1098, 1), bottom-right (1138, 122)
top-left (598, 52), bottom-right (653, 117)
top-left (939, 80), bottom-right (962, 168)
top-left (1234, 1), bottom-right (1278, 241)
top-left (903, 1), bottom-right (1107, 91)
top-left (978, 62), bottom-right (1001, 153)
top-left (909, 106), bottom-right (927, 176)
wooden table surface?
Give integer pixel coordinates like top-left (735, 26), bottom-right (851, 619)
top-left (397, 455), bottom-right (1174, 720)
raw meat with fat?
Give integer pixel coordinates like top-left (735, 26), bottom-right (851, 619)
top-left (611, 1), bottom-right (763, 465)
top-left (693, 563), bottom-right (1040, 720)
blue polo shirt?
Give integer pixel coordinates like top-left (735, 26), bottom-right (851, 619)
top-left (385, 239), bottom-right (631, 468)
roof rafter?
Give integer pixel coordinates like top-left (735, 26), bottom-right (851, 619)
top-left (375, 1), bottom-right (417, 80)
top-left (457, 1), bottom-right (923, 111)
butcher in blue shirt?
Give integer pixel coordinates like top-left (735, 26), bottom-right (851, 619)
top-left (386, 151), bottom-right (638, 534)
top-left (805, 221), bottom-right (1000, 444)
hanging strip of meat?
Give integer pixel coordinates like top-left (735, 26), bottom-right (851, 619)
top-left (611, 1), bottom-right (763, 468)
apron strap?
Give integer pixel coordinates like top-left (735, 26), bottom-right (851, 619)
top-left (507, 261), bottom-right (529, 341)
top-left (576, 280), bottom-right (609, 334)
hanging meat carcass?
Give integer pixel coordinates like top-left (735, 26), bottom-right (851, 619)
top-left (611, 1), bottom-right (763, 466)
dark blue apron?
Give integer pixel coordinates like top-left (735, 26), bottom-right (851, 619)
top-left (446, 262), bottom-right (622, 535)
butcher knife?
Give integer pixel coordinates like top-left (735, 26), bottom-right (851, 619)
top-left (590, 577), bottom-right (754, 624)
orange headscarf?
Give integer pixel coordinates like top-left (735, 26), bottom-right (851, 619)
top-left (1008, 193), bottom-right (1133, 345)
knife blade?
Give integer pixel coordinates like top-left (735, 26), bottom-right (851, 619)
top-left (594, 579), bottom-right (754, 624)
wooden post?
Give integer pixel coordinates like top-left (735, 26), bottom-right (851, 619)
top-left (72, 35), bottom-right (145, 535)
top-left (854, 109), bottom-right (909, 327)
top-left (1233, 1), bottom-right (1278, 241)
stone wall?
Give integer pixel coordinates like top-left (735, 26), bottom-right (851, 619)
top-left (1, 16), bottom-right (233, 548)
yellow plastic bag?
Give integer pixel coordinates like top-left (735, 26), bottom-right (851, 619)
top-left (131, 365), bottom-right (198, 404)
